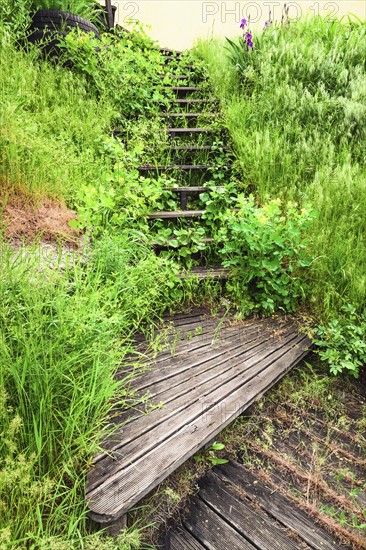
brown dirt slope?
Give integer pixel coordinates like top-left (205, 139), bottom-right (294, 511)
top-left (1, 192), bottom-right (80, 245)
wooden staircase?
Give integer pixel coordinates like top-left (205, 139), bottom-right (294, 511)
top-left (141, 50), bottom-right (233, 280)
top-left (85, 48), bottom-right (312, 535)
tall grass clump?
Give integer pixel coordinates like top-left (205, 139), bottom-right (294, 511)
top-left (0, 232), bottom-right (179, 547)
top-left (0, 18), bottom-right (167, 202)
top-left (0, 34), bottom-right (116, 200)
top-left (195, 16), bottom-right (366, 375)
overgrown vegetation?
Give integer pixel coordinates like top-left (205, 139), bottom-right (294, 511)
top-left (0, 10), bottom-right (186, 548)
top-left (1, 3), bottom-right (365, 547)
top-left (195, 15), bottom-right (366, 376)
top-left (0, 233), bottom-right (179, 548)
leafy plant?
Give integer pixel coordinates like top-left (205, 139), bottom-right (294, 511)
top-left (194, 442), bottom-right (228, 466)
top-left (59, 27), bottom-right (168, 118)
top-left (314, 305), bottom-right (366, 378)
top-left (208, 194), bottom-right (316, 314)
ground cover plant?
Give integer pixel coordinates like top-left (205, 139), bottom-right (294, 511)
top-left (195, 14), bottom-right (366, 376)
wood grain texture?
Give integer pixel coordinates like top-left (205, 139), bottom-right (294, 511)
top-left (184, 496), bottom-right (257, 550)
top-left (86, 317), bottom-right (310, 522)
top-left (215, 462), bottom-right (351, 550)
top-left (198, 472), bottom-right (310, 550)
top-left (164, 529), bottom-right (206, 550)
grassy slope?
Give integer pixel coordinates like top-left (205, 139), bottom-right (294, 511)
top-left (0, 34), bottom-right (114, 201)
top-left (195, 17), bottom-right (366, 321)
top-left (0, 26), bottom-right (174, 548)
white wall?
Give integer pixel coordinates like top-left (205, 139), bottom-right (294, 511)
top-left (109, 0), bottom-right (366, 50)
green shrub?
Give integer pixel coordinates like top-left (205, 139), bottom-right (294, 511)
top-left (314, 305), bottom-right (366, 378)
top-left (59, 26), bottom-right (168, 119)
top-left (214, 195), bottom-right (315, 314)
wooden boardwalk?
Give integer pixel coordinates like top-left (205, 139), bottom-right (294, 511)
top-left (163, 461), bottom-right (353, 550)
top-left (86, 310), bottom-right (311, 528)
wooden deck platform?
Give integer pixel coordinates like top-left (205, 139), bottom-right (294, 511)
top-left (86, 310), bottom-right (311, 528)
top-left (162, 461), bottom-right (353, 549)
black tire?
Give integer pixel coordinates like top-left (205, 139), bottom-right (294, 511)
top-left (30, 10), bottom-right (101, 39)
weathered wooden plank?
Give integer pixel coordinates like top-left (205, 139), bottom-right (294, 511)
top-left (139, 165), bottom-right (212, 171)
top-left (128, 317), bottom-right (266, 372)
top-left (87, 337), bottom-right (282, 487)
top-left (178, 267), bottom-right (229, 280)
top-left (91, 332), bottom-right (268, 465)
top-left (86, 334), bottom-right (309, 521)
top-left (167, 86), bottom-right (201, 92)
top-left (148, 210), bottom-right (205, 219)
top-left (93, 323), bottom-right (279, 459)
top-left (129, 321), bottom-right (273, 390)
top-left (163, 186), bottom-right (225, 192)
top-left (140, 332), bottom-right (270, 398)
top-left (199, 472), bottom-right (310, 550)
top-left (215, 462), bottom-right (350, 550)
top-left (162, 310), bottom-right (206, 321)
top-left (168, 99), bottom-right (218, 104)
top-left (184, 496), bottom-right (257, 550)
top-left (167, 128), bottom-right (210, 134)
top-left (112, 317), bottom-right (249, 396)
top-left (93, 321), bottom-right (294, 460)
top-left (171, 145), bottom-right (228, 151)
top-left (164, 112), bottom-right (202, 117)
top-left (164, 529), bottom-right (206, 550)
top-left (88, 334), bottom-right (279, 481)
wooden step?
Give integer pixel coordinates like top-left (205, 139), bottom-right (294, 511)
top-left (163, 464), bottom-right (347, 550)
top-left (164, 113), bottom-right (206, 118)
top-left (179, 266), bottom-right (230, 280)
top-left (171, 145), bottom-right (230, 152)
top-left (148, 210), bottom-right (205, 219)
top-left (167, 127), bottom-right (210, 135)
top-left (138, 164), bottom-right (212, 172)
top-left (163, 186), bottom-right (225, 192)
top-left (169, 99), bottom-right (217, 105)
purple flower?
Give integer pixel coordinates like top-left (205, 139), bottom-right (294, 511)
top-left (243, 30), bottom-right (254, 50)
top-left (240, 18), bottom-right (247, 29)
top-left (263, 20), bottom-right (268, 30)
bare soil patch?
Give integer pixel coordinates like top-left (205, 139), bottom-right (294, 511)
top-left (1, 192), bottom-right (81, 246)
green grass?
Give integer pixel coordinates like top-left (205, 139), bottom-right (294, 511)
top-left (1, 9), bottom-right (365, 548)
top-left (194, 16), bottom-right (366, 322)
top-left (0, 232), bottom-right (180, 547)
top-left (0, 35), bottom-right (115, 200)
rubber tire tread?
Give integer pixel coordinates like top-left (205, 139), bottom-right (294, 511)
top-left (31, 10), bottom-right (100, 38)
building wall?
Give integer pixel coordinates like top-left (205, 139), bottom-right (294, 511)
top-left (109, 0), bottom-right (366, 50)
